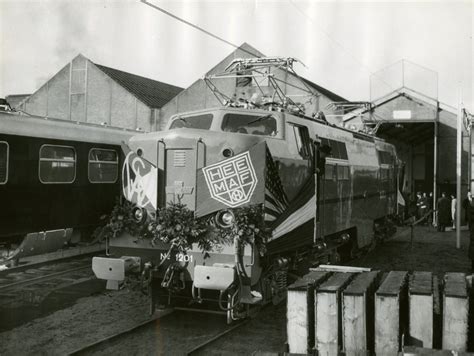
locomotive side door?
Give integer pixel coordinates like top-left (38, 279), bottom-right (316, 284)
top-left (313, 137), bottom-right (331, 244)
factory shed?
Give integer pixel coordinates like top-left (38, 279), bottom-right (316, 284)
top-left (16, 54), bottom-right (183, 131)
top-left (343, 87), bottom-right (469, 202)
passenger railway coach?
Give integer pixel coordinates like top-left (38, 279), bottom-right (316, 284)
top-left (0, 111), bottom-right (135, 254)
top-left (92, 104), bottom-right (399, 322)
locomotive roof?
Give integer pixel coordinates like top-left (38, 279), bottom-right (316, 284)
top-left (0, 111), bottom-right (135, 145)
top-left (167, 106), bottom-right (386, 143)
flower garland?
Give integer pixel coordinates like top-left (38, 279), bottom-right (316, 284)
top-left (94, 201), bottom-right (268, 256)
top-left (92, 198), bottom-right (151, 242)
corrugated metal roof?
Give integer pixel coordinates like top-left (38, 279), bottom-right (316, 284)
top-left (94, 64), bottom-right (183, 108)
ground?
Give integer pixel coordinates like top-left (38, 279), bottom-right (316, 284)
top-left (0, 225), bottom-right (472, 355)
top-left (350, 225), bottom-right (472, 277)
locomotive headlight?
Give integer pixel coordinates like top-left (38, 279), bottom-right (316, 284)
top-left (133, 207), bottom-right (146, 223)
top-left (222, 148), bottom-right (234, 158)
top-left (215, 210), bottom-right (235, 228)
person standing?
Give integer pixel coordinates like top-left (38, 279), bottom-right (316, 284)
top-left (467, 195), bottom-right (474, 272)
top-left (416, 192), bottom-right (423, 218)
top-left (462, 191), bottom-right (472, 226)
top-left (427, 192), bottom-right (434, 226)
top-left (437, 192), bottom-right (451, 232)
top-left (420, 192), bottom-right (428, 224)
top-left (451, 194), bottom-right (457, 230)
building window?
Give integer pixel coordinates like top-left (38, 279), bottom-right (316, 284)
top-left (88, 148), bottom-right (118, 183)
top-left (39, 145), bottom-right (76, 184)
top-left (0, 141), bottom-right (8, 184)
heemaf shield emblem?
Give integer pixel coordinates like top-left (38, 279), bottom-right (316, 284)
top-left (122, 151), bottom-right (157, 211)
top-left (203, 151), bottom-right (258, 207)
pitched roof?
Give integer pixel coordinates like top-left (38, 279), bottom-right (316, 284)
top-left (5, 94), bottom-right (31, 109)
top-left (301, 77), bottom-right (346, 102)
top-left (94, 64), bottom-right (183, 108)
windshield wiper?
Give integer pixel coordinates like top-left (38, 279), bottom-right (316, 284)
top-left (247, 114), bottom-right (273, 125)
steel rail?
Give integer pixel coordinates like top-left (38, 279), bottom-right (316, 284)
top-left (67, 309), bottom-right (173, 355)
top-left (0, 265), bottom-right (92, 290)
top-left (185, 318), bottom-right (250, 355)
top-left (67, 307), bottom-right (251, 356)
top-left (0, 249), bottom-right (105, 276)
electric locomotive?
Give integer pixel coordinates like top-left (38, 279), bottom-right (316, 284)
top-left (92, 58), bottom-right (399, 322)
top-left (0, 110), bottom-right (135, 261)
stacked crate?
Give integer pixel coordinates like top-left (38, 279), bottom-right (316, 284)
top-left (286, 269), bottom-right (471, 354)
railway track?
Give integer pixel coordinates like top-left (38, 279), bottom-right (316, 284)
top-left (68, 308), bottom-right (251, 355)
top-left (0, 256), bottom-right (96, 309)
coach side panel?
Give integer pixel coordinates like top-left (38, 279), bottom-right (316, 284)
top-left (0, 134), bottom-right (121, 242)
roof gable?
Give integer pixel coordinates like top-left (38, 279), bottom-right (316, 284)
top-left (343, 87), bottom-right (452, 123)
top-left (94, 63), bottom-right (183, 108)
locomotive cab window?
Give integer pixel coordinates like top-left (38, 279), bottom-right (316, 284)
top-left (169, 114), bottom-right (213, 130)
top-left (320, 138), bottom-right (348, 160)
top-left (39, 145), bottom-right (76, 184)
top-left (221, 113), bottom-right (277, 136)
top-left (0, 141), bottom-right (8, 184)
top-left (291, 124), bottom-right (311, 159)
top-left (377, 150), bottom-right (393, 165)
top-left (88, 149), bottom-right (118, 183)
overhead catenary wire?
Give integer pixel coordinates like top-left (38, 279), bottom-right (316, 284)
top-left (139, 0), bottom-right (261, 58)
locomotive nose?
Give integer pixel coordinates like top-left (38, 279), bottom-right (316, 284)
top-left (123, 130), bottom-right (265, 215)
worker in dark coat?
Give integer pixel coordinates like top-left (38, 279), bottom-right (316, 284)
top-left (436, 192), bottom-right (451, 232)
top-left (462, 191), bottom-right (472, 226)
top-left (466, 193), bottom-right (474, 272)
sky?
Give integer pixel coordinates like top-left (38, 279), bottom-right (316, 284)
top-left (0, 0), bottom-right (472, 111)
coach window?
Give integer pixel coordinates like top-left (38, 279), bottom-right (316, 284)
top-left (39, 145), bottom-right (76, 184)
top-left (88, 149), bottom-right (118, 183)
top-left (0, 141), bottom-right (8, 184)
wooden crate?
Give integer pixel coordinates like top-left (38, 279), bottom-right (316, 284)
top-left (374, 271), bottom-right (408, 356)
top-left (442, 272), bottom-right (468, 351)
top-left (315, 272), bottom-right (354, 355)
top-left (287, 271), bottom-right (329, 354)
top-left (342, 271), bottom-right (380, 355)
top-left (409, 271), bottom-right (433, 348)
